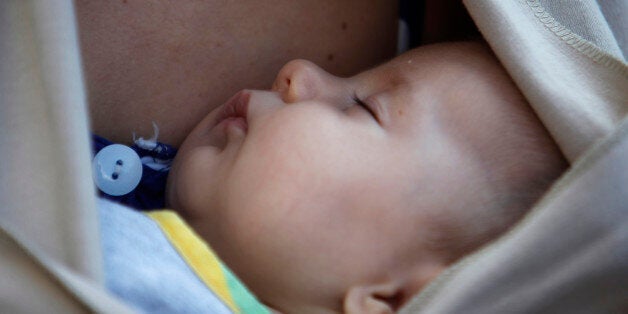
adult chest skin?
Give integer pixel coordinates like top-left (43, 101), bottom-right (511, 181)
top-left (76, 0), bottom-right (398, 147)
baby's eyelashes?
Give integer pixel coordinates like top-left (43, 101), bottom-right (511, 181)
top-left (352, 95), bottom-right (381, 125)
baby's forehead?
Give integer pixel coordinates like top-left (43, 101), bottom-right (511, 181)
top-left (362, 43), bottom-right (502, 87)
top-left (352, 47), bottom-right (510, 127)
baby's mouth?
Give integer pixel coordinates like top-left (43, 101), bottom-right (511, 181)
top-left (213, 90), bottom-right (251, 132)
top-left (201, 90), bottom-right (251, 150)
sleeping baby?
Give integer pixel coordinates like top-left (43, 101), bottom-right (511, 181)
top-left (160, 41), bottom-right (567, 313)
top-left (101, 41), bottom-right (566, 313)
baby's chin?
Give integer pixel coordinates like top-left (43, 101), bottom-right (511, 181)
top-left (164, 166), bottom-right (189, 216)
top-left (164, 149), bottom-right (214, 219)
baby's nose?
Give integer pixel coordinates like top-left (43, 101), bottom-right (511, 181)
top-left (272, 59), bottom-right (333, 103)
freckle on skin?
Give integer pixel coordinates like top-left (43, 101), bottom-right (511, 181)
top-left (341, 22), bottom-right (348, 30)
top-left (327, 54), bottom-right (334, 61)
top-left (398, 109), bottom-right (404, 116)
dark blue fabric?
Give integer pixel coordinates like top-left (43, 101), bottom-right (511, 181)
top-left (92, 134), bottom-right (177, 210)
top-left (399, 0), bottom-right (425, 48)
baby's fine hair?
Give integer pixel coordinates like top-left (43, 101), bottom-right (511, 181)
top-left (422, 49), bottom-right (568, 262)
top-left (453, 106), bottom-right (567, 259)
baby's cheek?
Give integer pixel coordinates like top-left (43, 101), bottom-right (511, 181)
top-left (241, 115), bottom-right (335, 182)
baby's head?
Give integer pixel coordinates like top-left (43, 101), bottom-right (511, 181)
top-left (166, 42), bottom-right (566, 313)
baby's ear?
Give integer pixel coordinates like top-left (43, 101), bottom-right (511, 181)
top-left (344, 282), bottom-right (404, 314)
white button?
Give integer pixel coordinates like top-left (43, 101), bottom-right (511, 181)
top-left (92, 144), bottom-right (143, 196)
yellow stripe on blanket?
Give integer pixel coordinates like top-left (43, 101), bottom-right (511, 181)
top-left (146, 210), bottom-right (240, 313)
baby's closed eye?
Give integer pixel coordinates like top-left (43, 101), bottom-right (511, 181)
top-left (352, 94), bottom-right (380, 123)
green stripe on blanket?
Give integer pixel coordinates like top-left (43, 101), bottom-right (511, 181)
top-left (147, 210), bottom-right (270, 314)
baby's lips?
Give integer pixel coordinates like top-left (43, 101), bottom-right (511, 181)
top-left (213, 90), bottom-right (251, 128)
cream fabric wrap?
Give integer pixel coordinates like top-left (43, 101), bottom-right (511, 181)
top-left (0, 0), bottom-right (132, 312)
top-left (402, 0), bottom-right (628, 313)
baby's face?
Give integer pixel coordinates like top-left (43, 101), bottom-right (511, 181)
top-left (168, 42), bottom-right (512, 312)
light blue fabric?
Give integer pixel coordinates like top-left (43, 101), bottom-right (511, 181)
top-left (98, 198), bottom-right (232, 314)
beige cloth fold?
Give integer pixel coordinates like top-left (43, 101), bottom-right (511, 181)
top-left (402, 1), bottom-right (628, 312)
top-left (1, 223), bottom-right (134, 313)
top-left (0, 0), bottom-right (101, 281)
top-left (0, 0), bottom-right (131, 312)
top-left (466, 0), bottom-right (628, 163)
